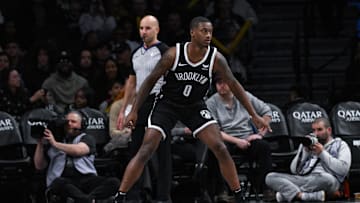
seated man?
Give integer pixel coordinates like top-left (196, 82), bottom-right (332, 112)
top-left (34, 111), bottom-right (120, 203)
top-left (42, 51), bottom-right (89, 114)
top-left (206, 77), bottom-right (273, 200)
top-left (266, 117), bottom-right (351, 202)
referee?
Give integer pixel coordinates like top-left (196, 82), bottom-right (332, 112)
top-left (116, 15), bottom-right (171, 203)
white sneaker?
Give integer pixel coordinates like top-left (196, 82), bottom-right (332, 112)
top-left (276, 192), bottom-right (286, 202)
top-left (301, 190), bottom-right (325, 202)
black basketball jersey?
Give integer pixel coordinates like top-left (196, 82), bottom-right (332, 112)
top-left (160, 42), bottom-right (217, 104)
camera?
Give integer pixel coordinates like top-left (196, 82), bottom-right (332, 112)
top-left (298, 133), bottom-right (318, 147)
top-left (29, 118), bottom-right (67, 141)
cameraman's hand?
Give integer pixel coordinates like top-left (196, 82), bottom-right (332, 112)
top-left (43, 129), bottom-right (57, 146)
top-left (309, 143), bottom-right (323, 155)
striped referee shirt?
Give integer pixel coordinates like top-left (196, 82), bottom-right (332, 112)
top-left (130, 42), bottom-right (169, 94)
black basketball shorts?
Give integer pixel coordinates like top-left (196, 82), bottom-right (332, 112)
top-left (147, 97), bottom-right (217, 139)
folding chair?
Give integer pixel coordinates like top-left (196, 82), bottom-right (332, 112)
top-left (20, 108), bottom-right (59, 203)
top-left (330, 101), bottom-right (360, 195)
top-left (171, 124), bottom-right (212, 203)
top-left (0, 111), bottom-right (32, 203)
top-left (79, 107), bottom-right (125, 178)
top-left (263, 103), bottom-right (296, 172)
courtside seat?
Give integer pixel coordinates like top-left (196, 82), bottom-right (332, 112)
top-left (330, 101), bottom-right (360, 195)
top-left (79, 107), bottom-right (125, 178)
top-left (0, 111), bottom-right (31, 202)
top-left (171, 133), bottom-right (211, 203)
top-left (20, 108), bottom-right (59, 203)
top-left (263, 103), bottom-right (296, 172)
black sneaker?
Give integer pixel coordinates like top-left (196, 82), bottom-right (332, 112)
top-left (234, 189), bottom-right (246, 203)
top-left (114, 192), bottom-right (126, 203)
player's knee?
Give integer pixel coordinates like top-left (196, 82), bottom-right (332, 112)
top-left (211, 142), bottom-right (229, 158)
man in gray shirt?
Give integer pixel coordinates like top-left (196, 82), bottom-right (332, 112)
top-left (265, 117), bottom-right (351, 202)
top-left (42, 51), bottom-right (88, 114)
top-left (206, 77), bottom-right (273, 200)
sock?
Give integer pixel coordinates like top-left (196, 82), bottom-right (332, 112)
top-left (116, 191), bottom-right (126, 196)
top-left (234, 188), bottom-right (242, 193)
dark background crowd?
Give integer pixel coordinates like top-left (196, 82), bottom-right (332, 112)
top-left (1, 0), bottom-right (359, 117)
top-left (0, 0), bottom-right (262, 119)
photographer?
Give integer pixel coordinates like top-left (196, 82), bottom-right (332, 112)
top-left (265, 117), bottom-right (351, 202)
top-left (34, 111), bottom-right (119, 203)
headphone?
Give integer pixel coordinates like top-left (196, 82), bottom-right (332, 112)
top-left (68, 110), bottom-right (88, 131)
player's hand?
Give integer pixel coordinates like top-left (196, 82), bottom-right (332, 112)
top-left (252, 114), bottom-right (272, 133)
top-left (125, 111), bottom-right (138, 130)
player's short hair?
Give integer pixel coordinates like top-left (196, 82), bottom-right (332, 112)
top-left (190, 16), bottom-right (211, 30)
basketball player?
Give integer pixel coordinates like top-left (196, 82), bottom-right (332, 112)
top-left (114, 16), bottom-right (271, 203)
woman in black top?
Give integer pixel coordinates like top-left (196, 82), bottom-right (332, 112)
top-left (0, 68), bottom-right (46, 121)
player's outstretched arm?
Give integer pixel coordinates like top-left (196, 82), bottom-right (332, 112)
top-left (213, 52), bottom-right (272, 132)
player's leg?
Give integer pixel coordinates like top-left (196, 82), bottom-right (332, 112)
top-left (115, 128), bottom-right (163, 202)
top-left (196, 124), bottom-right (241, 192)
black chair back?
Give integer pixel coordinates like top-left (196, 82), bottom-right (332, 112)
top-left (330, 101), bottom-right (360, 136)
top-left (263, 103), bottom-right (295, 172)
top-left (266, 103), bottom-right (289, 137)
top-left (20, 108), bottom-right (58, 144)
top-left (286, 102), bottom-right (328, 137)
top-left (79, 107), bottom-right (110, 154)
top-left (0, 111), bottom-right (31, 201)
top-left (330, 101), bottom-right (360, 194)
top-left (330, 101), bottom-right (360, 170)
